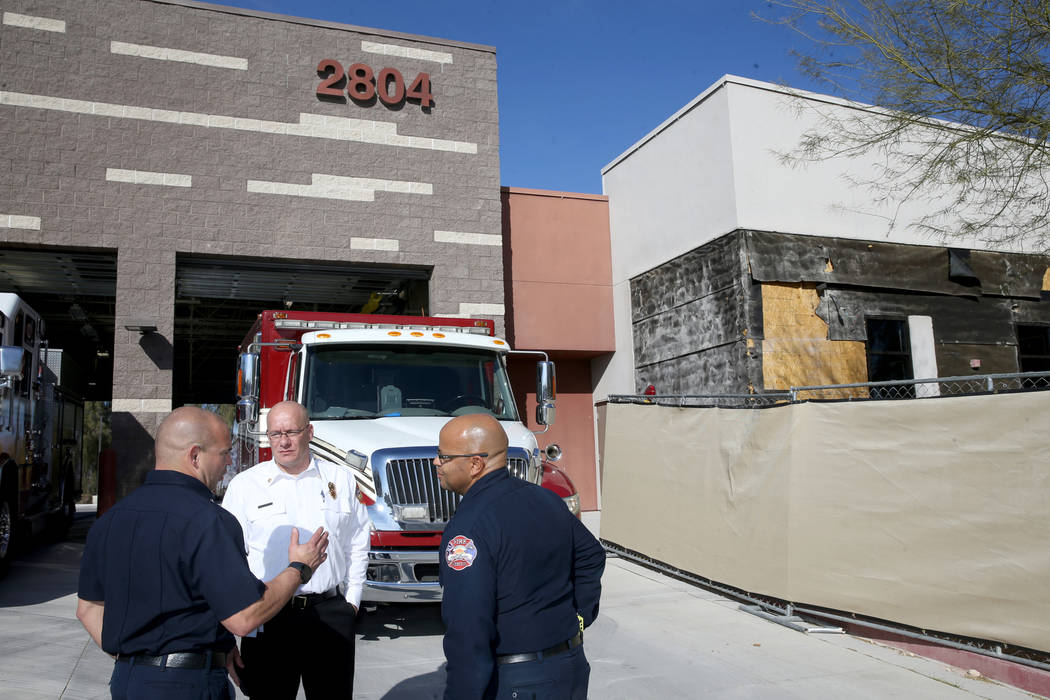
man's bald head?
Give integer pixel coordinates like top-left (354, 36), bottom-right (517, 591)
top-left (155, 406), bottom-right (231, 489)
top-left (268, 400), bottom-right (309, 427)
top-left (434, 414), bottom-right (508, 495)
top-left (444, 414), bottom-right (508, 467)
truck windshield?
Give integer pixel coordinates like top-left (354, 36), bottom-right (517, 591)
top-left (303, 344), bottom-right (519, 421)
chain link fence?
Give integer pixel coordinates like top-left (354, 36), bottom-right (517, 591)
top-left (606, 392), bottom-right (792, 408)
top-left (608, 371), bottom-right (1050, 407)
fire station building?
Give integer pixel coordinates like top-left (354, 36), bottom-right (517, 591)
top-left (0, 0), bottom-right (616, 504)
top-left (7, 3), bottom-right (1047, 514)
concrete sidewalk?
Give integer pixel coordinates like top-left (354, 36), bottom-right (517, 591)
top-left (0, 507), bottom-right (1042, 699)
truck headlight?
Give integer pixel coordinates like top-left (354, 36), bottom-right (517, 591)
top-left (528, 452), bottom-right (542, 484)
top-left (563, 493), bottom-right (581, 517)
top-left (367, 564), bottom-right (401, 583)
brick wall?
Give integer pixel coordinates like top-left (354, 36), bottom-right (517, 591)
top-left (0, 0), bottom-right (502, 493)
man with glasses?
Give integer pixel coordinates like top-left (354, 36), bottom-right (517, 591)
top-left (222, 401), bottom-right (370, 699)
top-left (434, 414), bottom-right (606, 700)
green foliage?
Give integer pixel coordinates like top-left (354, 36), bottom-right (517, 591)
top-left (197, 403), bottom-right (236, 426)
top-left (80, 401), bottom-right (111, 500)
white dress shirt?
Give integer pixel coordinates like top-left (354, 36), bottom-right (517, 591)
top-left (222, 457), bottom-right (371, 609)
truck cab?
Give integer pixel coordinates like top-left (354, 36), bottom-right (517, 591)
top-left (233, 311), bottom-right (575, 603)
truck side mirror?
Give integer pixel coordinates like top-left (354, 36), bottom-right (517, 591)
top-left (536, 361), bottom-right (556, 426)
top-left (237, 397), bottom-right (258, 425)
top-left (236, 352), bottom-right (260, 425)
top-left (536, 361), bottom-right (556, 402)
top-left (237, 352), bottom-right (260, 400)
top-left (0, 345), bottom-right (24, 377)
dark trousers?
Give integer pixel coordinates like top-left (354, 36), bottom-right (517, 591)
top-left (110, 659), bottom-right (233, 700)
top-left (239, 595), bottom-right (357, 700)
top-left (494, 644), bottom-right (589, 700)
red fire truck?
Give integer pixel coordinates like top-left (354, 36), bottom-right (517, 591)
top-left (231, 310), bottom-right (578, 603)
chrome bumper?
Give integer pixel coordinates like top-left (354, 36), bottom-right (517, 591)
top-left (364, 549), bottom-right (443, 603)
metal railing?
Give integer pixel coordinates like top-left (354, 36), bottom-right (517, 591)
top-left (608, 371), bottom-right (1050, 407)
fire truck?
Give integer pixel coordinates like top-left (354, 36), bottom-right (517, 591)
top-left (232, 310), bottom-right (579, 603)
top-left (0, 293), bottom-right (84, 578)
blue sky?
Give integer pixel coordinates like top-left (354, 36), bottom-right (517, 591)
top-left (208, 1), bottom-right (819, 194)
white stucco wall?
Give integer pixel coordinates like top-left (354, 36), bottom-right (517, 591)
top-left (602, 83), bottom-right (739, 284)
top-left (726, 82), bottom-right (991, 250)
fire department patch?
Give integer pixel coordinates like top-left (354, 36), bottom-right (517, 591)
top-left (445, 535), bottom-right (477, 571)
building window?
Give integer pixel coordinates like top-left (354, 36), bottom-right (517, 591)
top-left (866, 318), bottom-right (913, 398)
top-left (1017, 325), bottom-right (1050, 374)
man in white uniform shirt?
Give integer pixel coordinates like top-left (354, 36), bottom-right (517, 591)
top-left (222, 400), bottom-right (370, 699)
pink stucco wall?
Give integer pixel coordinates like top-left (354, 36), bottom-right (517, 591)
top-left (501, 187), bottom-right (614, 354)
top-left (502, 187), bottom-right (614, 512)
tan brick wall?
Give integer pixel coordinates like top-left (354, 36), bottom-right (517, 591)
top-left (0, 0), bottom-right (503, 494)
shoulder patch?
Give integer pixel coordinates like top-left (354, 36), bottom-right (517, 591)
top-left (445, 535), bottom-right (477, 571)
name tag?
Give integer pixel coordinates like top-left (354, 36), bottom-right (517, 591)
top-left (257, 502), bottom-right (273, 509)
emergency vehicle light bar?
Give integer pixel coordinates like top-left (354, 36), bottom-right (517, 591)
top-left (273, 320), bottom-right (491, 335)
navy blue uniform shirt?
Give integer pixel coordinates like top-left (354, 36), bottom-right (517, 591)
top-left (439, 468), bottom-right (605, 699)
top-left (78, 470), bottom-right (266, 656)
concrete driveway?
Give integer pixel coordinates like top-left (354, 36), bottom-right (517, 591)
top-left (0, 507), bottom-right (1041, 699)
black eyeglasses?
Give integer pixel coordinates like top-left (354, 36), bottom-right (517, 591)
top-left (434, 452), bottom-right (488, 465)
top-left (266, 428), bottom-right (307, 440)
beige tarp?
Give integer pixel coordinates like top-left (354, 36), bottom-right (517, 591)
top-left (598, 392), bottom-right (1050, 652)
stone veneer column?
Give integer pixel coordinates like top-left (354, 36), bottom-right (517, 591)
top-left (110, 247), bottom-right (175, 499)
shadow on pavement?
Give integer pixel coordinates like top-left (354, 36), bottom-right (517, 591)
top-left (0, 510), bottom-right (92, 608)
top-left (358, 602), bottom-right (445, 641)
top-left (379, 666), bottom-right (445, 699)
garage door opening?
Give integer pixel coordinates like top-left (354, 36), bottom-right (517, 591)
top-left (0, 246), bottom-right (117, 401)
top-left (0, 246), bottom-right (118, 503)
top-left (174, 254), bottom-right (430, 406)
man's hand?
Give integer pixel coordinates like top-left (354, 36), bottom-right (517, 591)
top-left (288, 525), bottom-right (329, 571)
top-left (226, 644), bottom-right (244, 687)
top-left (222, 527), bottom-right (331, 637)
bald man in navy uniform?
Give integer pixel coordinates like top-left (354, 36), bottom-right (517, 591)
top-left (76, 407), bottom-right (329, 700)
top-left (434, 414), bottom-right (605, 699)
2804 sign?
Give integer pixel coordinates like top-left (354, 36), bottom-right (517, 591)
top-left (316, 59), bottom-right (434, 110)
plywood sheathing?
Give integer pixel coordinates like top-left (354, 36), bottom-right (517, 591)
top-left (761, 281), bottom-right (867, 398)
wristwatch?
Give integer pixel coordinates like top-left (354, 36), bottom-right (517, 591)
top-left (287, 561), bottom-right (313, 584)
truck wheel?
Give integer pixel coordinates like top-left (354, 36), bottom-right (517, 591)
top-left (0, 494), bottom-right (15, 579)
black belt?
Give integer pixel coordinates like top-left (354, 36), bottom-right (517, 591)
top-left (497, 632), bottom-right (583, 665)
top-left (117, 651), bottom-right (227, 669)
top-left (289, 588), bottom-right (339, 610)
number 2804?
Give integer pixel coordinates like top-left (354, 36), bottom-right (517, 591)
top-left (316, 59), bottom-right (434, 110)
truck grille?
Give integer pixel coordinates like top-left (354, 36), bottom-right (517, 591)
top-left (385, 457), bottom-right (459, 523)
top-left (383, 455), bottom-right (532, 525)
top-left (506, 456), bottom-right (530, 482)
